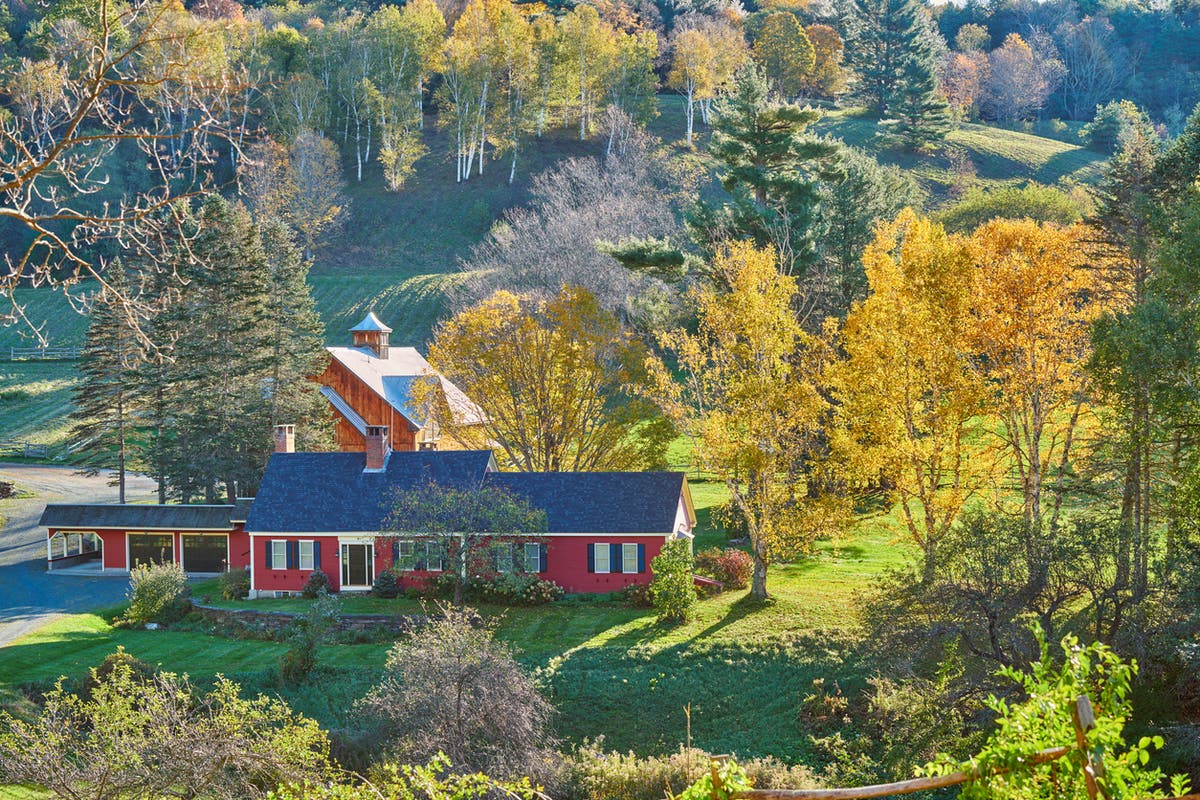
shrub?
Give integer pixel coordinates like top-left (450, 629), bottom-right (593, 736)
top-left (121, 562), bottom-right (189, 627)
top-left (621, 582), bottom-right (652, 608)
top-left (280, 592), bottom-right (340, 684)
top-left (220, 568), bottom-right (250, 600)
top-left (471, 574), bottom-right (563, 606)
top-left (357, 605), bottom-right (558, 781)
top-left (79, 647), bottom-right (156, 701)
top-left (936, 184), bottom-right (1085, 233)
top-left (372, 569), bottom-right (401, 599)
top-left (695, 547), bottom-right (754, 590)
top-left (711, 498), bottom-right (749, 541)
top-left (563, 741), bottom-right (818, 800)
top-left (1080, 99), bottom-right (1153, 153)
top-left (301, 569), bottom-right (331, 599)
top-left (650, 539), bottom-right (697, 624)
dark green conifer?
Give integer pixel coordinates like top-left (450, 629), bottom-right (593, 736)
top-left (690, 65), bottom-right (840, 280)
top-left (71, 260), bottom-right (144, 503)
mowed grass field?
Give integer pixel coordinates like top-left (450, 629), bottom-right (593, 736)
top-left (0, 482), bottom-right (918, 760)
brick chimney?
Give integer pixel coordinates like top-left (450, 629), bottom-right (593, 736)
top-left (273, 424), bottom-right (295, 454)
top-left (365, 425), bottom-right (390, 471)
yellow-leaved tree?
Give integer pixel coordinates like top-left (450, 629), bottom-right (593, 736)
top-left (967, 219), bottom-right (1101, 530)
top-left (424, 286), bottom-right (673, 472)
top-left (829, 210), bottom-right (989, 579)
top-left (649, 242), bottom-right (838, 599)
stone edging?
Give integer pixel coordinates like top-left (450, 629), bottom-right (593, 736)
top-left (190, 603), bottom-right (428, 634)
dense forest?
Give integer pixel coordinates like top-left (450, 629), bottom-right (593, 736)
top-left (6, 0), bottom-right (1200, 797)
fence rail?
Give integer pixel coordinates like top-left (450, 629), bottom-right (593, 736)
top-left (705, 696), bottom-right (1198, 800)
top-left (7, 345), bottom-right (82, 361)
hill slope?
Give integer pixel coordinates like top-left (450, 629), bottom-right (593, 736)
top-left (1, 101), bottom-right (1107, 352)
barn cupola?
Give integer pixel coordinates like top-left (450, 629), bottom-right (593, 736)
top-left (350, 312), bottom-right (393, 359)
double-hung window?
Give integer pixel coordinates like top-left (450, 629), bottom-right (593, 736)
top-left (494, 542), bottom-right (515, 574)
top-left (593, 542), bottom-right (610, 573)
top-left (270, 540), bottom-right (287, 570)
top-left (524, 543), bottom-right (541, 573)
top-left (622, 543), bottom-right (638, 574)
top-left (298, 541), bottom-right (315, 571)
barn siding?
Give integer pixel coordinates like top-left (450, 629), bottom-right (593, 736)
top-left (317, 359), bottom-right (417, 452)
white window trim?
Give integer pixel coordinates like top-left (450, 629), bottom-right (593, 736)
top-left (270, 539), bottom-right (287, 570)
top-left (396, 540), bottom-right (415, 571)
top-left (594, 542), bottom-right (610, 574)
top-left (524, 542), bottom-right (541, 574)
top-left (623, 542), bottom-right (638, 574)
top-left (298, 540), bottom-right (315, 571)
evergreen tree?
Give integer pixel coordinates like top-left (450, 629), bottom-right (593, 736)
top-left (817, 146), bottom-right (924, 314)
top-left (689, 65), bottom-right (840, 283)
top-left (1153, 101), bottom-right (1200, 204)
top-left (844, 0), bottom-right (912, 113)
top-left (890, 25), bottom-right (954, 148)
top-left (260, 218), bottom-right (334, 454)
top-left (847, 0), bottom-right (952, 147)
top-left (163, 197), bottom-right (273, 503)
top-left (71, 260), bottom-right (144, 503)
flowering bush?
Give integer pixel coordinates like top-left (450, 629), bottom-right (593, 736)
top-left (415, 573), bottom-right (563, 605)
top-left (694, 548), bottom-right (753, 590)
top-left (472, 574), bottom-right (564, 605)
top-left (621, 582), bottom-right (652, 608)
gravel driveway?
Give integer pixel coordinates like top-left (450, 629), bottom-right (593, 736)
top-left (0, 464), bottom-right (158, 647)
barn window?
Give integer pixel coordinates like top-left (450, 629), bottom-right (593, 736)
top-left (49, 533), bottom-right (67, 559)
top-left (67, 533), bottom-right (81, 557)
top-left (270, 540), bottom-right (287, 570)
top-left (298, 541), bottom-right (315, 571)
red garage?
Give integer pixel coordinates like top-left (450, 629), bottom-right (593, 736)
top-left (40, 501), bottom-right (252, 575)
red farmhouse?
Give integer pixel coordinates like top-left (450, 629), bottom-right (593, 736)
top-left (244, 426), bottom-right (695, 596)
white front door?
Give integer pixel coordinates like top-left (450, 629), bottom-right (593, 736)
top-left (341, 543), bottom-right (373, 588)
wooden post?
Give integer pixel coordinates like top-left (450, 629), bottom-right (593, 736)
top-left (1073, 695), bottom-right (1107, 800)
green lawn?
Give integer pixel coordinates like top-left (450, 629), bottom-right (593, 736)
top-left (0, 481), bottom-right (917, 760)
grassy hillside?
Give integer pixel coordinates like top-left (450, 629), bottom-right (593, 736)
top-left (0, 362), bottom-right (79, 450)
top-left (0, 100), bottom-right (1110, 450)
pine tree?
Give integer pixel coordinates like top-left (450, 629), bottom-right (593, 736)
top-left (163, 197), bottom-right (273, 503)
top-left (817, 146), bottom-right (924, 314)
top-left (844, 0), bottom-right (910, 114)
top-left (689, 65), bottom-right (840, 282)
top-left (260, 218), bottom-right (334, 454)
top-left (71, 260), bottom-right (144, 503)
top-left (890, 25), bottom-right (953, 148)
top-left (846, 0), bottom-right (952, 147)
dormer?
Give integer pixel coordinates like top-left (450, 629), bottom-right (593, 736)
top-left (350, 312), bottom-right (393, 359)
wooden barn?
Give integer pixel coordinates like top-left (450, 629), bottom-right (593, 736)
top-left (316, 313), bottom-right (483, 453)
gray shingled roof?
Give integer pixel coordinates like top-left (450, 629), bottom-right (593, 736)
top-left (40, 504), bottom-right (238, 531)
top-left (245, 450), bottom-right (495, 533)
top-left (486, 472), bottom-right (686, 533)
top-left (245, 450), bottom-right (686, 535)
